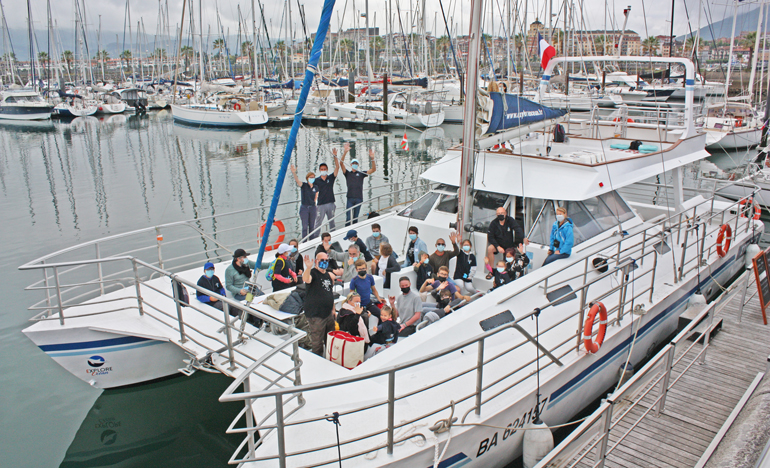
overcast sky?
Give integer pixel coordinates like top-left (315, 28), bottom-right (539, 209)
top-left (1, 0), bottom-right (759, 44)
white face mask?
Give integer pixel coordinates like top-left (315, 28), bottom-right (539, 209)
top-left (556, 214), bottom-right (565, 222)
top-left (320, 170), bottom-right (328, 176)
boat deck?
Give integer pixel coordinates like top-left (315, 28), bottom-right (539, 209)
top-left (561, 281), bottom-right (770, 468)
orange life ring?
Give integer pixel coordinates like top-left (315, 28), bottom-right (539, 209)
top-left (739, 198), bottom-right (761, 220)
top-left (233, 103), bottom-right (242, 110)
top-left (612, 117), bottom-right (634, 123)
top-left (259, 220), bottom-right (286, 251)
top-left (583, 302), bottom-right (608, 354)
top-left (358, 86), bottom-right (369, 97)
top-left (716, 224), bottom-right (732, 258)
top-left (736, 117), bottom-right (744, 127)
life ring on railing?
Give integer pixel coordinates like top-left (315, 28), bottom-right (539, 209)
top-left (233, 102), bottom-right (242, 111)
top-left (716, 224), bottom-right (732, 258)
top-left (583, 302), bottom-right (607, 354)
top-left (736, 117), bottom-right (744, 127)
top-left (259, 220), bottom-right (286, 251)
top-left (612, 117), bottom-right (634, 123)
top-left (739, 198), bottom-right (761, 220)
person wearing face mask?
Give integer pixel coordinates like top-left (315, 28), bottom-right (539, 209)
top-left (412, 251), bottom-right (433, 289)
top-left (314, 149), bottom-right (342, 233)
top-left (338, 244), bottom-right (363, 282)
top-left (196, 262), bottom-right (227, 310)
top-left (543, 206), bottom-right (574, 266)
top-left (491, 260), bottom-right (513, 289)
top-left (340, 144), bottom-right (377, 226)
top-left (290, 164), bottom-right (318, 239)
top-left (420, 265), bottom-right (469, 303)
top-left (388, 277), bottom-right (421, 337)
top-left (343, 229), bottom-right (372, 261)
top-left (350, 259), bottom-right (384, 320)
top-left (315, 232), bottom-right (345, 277)
top-left (270, 244), bottom-right (298, 292)
top-left (302, 252), bottom-right (338, 356)
top-left (486, 206), bottom-right (528, 279)
top-left (403, 226), bottom-right (428, 267)
top-left (225, 248), bottom-right (260, 301)
top-left (366, 223), bottom-right (390, 257)
top-left (373, 242), bottom-right (401, 289)
top-left (506, 243), bottom-right (530, 279)
top-left (453, 238), bottom-right (478, 295)
top-left (286, 239), bottom-right (304, 279)
top-left (337, 292), bottom-right (371, 347)
top-left (429, 231), bottom-right (461, 273)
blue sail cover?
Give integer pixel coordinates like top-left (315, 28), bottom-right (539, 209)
top-left (484, 92), bottom-right (566, 135)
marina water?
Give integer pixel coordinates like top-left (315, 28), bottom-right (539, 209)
top-left (0, 112), bottom-right (762, 467)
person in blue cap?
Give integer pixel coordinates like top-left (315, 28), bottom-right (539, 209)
top-left (197, 262), bottom-right (226, 311)
top-left (340, 144), bottom-right (377, 226)
top-left (343, 229), bottom-right (372, 261)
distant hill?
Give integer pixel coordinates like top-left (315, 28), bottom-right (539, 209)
top-left (677, 4), bottom-right (762, 42)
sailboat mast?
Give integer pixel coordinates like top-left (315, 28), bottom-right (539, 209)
top-left (724, 0), bottom-right (738, 97)
top-left (252, 0), bottom-right (258, 86)
top-left (668, 0), bottom-right (675, 78)
top-left (458, 0), bottom-right (484, 240)
top-left (748, 1), bottom-right (764, 104)
top-left (171, 0), bottom-right (186, 102)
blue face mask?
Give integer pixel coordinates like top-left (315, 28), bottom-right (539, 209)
top-left (291, 246), bottom-right (298, 253)
top-left (409, 234), bottom-right (417, 241)
top-left (463, 245), bottom-right (471, 252)
top-left (318, 260), bottom-right (329, 269)
top-left (423, 258), bottom-right (429, 264)
top-left (308, 177), bottom-right (315, 184)
top-left (205, 270), bottom-right (214, 278)
top-left (352, 163), bottom-right (359, 170)
top-left (436, 245), bottom-right (445, 252)
top-left (373, 231), bottom-right (381, 237)
top-left (496, 267), bottom-right (505, 273)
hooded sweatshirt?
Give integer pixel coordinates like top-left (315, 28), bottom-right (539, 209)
top-left (549, 218), bottom-right (574, 255)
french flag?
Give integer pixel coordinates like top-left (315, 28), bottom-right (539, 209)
top-left (538, 33), bottom-right (556, 70)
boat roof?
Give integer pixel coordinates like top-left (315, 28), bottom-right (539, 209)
top-left (420, 137), bottom-right (709, 200)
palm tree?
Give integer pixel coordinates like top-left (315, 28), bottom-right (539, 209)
top-left (592, 35), bottom-right (609, 55)
top-left (37, 51), bottom-right (49, 64)
top-left (740, 32), bottom-right (757, 66)
top-left (120, 50), bottom-right (132, 72)
top-left (180, 45), bottom-right (194, 72)
top-left (338, 38), bottom-right (355, 62)
top-left (370, 36), bottom-right (384, 67)
top-left (61, 50), bottom-right (73, 74)
top-left (641, 36), bottom-right (660, 56)
top-left (213, 38), bottom-right (225, 57)
top-left (435, 35), bottom-right (451, 69)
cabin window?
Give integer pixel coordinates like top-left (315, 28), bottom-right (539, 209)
top-left (4, 96), bottom-right (15, 103)
top-left (436, 194), bottom-right (458, 213)
top-left (471, 191), bottom-right (509, 233)
top-left (399, 192), bottom-right (439, 220)
top-left (599, 192), bottom-right (634, 223)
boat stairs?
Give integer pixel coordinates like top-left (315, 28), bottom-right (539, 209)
top-left (536, 268), bottom-right (770, 468)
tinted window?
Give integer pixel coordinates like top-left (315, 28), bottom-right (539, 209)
top-left (471, 191), bottom-right (509, 233)
top-left (600, 192), bottom-right (634, 223)
top-left (399, 192), bottom-right (439, 221)
top-left (528, 200), bottom-right (556, 245)
top-left (436, 194), bottom-right (458, 213)
top-left (562, 200), bottom-right (603, 245)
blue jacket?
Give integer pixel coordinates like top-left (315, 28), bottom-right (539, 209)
top-left (549, 219), bottom-right (574, 255)
top-left (403, 237), bottom-right (429, 267)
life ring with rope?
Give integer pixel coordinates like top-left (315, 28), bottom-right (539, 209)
top-left (736, 117), bottom-right (744, 127)
top-left (716, 224), bottom-right (731, 258)
top-left (259, 220), bottom-right (286, 251)
top-left (739, 198), bottom-right (761, 220)
top-left (612, 117), bottom-right (634, 123)
top-left (583, 302), bottom-right (607, 354)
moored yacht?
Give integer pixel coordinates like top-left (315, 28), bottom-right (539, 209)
top-left (328, 91), bottom-right (445, 127)
top-left (0, 88), bottom-right (54, 120)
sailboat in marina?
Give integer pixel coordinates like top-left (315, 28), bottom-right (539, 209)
top-left (16, 2), bottom-right (764, 468)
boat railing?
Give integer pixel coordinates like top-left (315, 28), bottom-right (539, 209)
top-left (18, 177), bottom-right (429, 324)
top-left (533, 268), bottom-right (753, 468)
top-left (213, 192), bottom-right (758, 466)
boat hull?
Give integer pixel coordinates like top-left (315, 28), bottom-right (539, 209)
top-left (0, 105), bottom-right (53, 120)
top-left (705, 127), bottom-right (762, 150)
top-left (95, 102), bottom-right (127, 115)
top-left (171, 104), bottom-right (268, 127)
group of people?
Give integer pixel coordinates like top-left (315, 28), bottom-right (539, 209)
top-left (190, 201), bottom-right (575, 360)
top-left (290, 142), bottom-right (378, 240)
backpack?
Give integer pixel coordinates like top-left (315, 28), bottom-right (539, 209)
top-left (265, 257), bottom-right (285, 281)
top-left (552, 124), bottom-right (566, 143)
top-left (172, 279), bottom-right (189, 307)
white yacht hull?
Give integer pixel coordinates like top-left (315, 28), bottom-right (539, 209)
top-left (171, 104), bottom-right (269, 127)
top-left (328, 102), bottom-right (445, 127)
top-left (96, 102), bottom-right (127, 114)
top-left (705, 127), bottom-right (762, 150)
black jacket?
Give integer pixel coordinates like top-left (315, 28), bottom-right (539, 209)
top-left (487, 216), bottom-right (525, 250)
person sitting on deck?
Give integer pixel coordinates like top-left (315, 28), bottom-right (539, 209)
top-left (372, 242), bottom-right (401, 290)
top-left (315, 232), bottom-right (345, 277)
top-left (488, 260), bottom-right (513, 289)
top-left (508, 243), bottom-right (530, 280)
top-left (389, 277), bottom-right (422, 337)
top-left (428, 232), bottom-right (461, 273)
top-left (350, 259), bottom-right (384, 320)
top-left (270, 244), bottom-right (298, 292)
top-left (286, 239), bottom-right (304, 280)
top-left (343, 229), bottom-right (372, 261)
top-left (413, 251), bottom-right (433, 289)
top-left (403, 226), bottom-right (428, 268)
top-left (196, 262), bottom-right (226, 311)
top-left (366, 223), bottom-right (390, 260)
top-left (486, 207), bottom-right (528, 279)
top-left (543, 206), bottom-right (574, 266)
top-left (453, 238), bottom-right (478, 295)
top-left (371, 305), bottom-right (399, 345)
top-left (337, 292), bottom-right (371, 347)
top-left (332, 243), bottom-right (363, 283)
top-left (420, 266), bottom-right (470, 303)
top-left (225, 248), bottom-right (261, 301)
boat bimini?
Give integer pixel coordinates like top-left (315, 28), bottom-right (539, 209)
top-left (18, 55), bottom-right (762, 467)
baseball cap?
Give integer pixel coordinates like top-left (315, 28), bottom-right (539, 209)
top-left (276, 243), bottom-right (292, 254)
top-left (343, 230), bottom-right (357, 240)
top-left (204, 262), bottom-right (215, 270)
top-left (233, 248), bottom-right (250, 258)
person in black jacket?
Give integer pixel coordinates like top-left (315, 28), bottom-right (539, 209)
top-left (373, 242), bottom-right (401, 289)
top-left (454, 238), bottom-right (478, 294)
top-left (197, 262), bottom-right (226, 311)
top-left (486, 206), bottom-right (528, 278)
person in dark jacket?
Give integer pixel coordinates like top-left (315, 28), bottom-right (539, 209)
top-left (543, 206), bottom-right (574, 266)
top-left (490, 260), bottom-right (513, 289)
top-left (197, 262), bottom-right (226, 310)
top-left (337, 292), bottom-right (370, 346)
top-left (508, 243), bottom-right (530, 279)
top-left (270, 244), bottom-right (298, 292)
top-left (371, 305), bottom-right (399, 345)
top-left (413, 251), bottom-right (433, 287)
top-left (373, 242), bottom-right (401, 289)
top-left (343, 229), bottom-right (372, 261)
top-left (454, 238), bottom-right (478, 294)
top-left (486, 207), bottom-right (528, 278)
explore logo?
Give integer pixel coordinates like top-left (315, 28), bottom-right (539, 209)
top-left (86, 355), bottom-right (112, 376)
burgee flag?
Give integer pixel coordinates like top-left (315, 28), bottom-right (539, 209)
top-left (400, 132), bottom-right (409, 151)
top-left (538, 33), bottom-right (556, 70)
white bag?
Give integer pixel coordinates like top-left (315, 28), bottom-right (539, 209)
top-left (326, 331), bottom-right (365, 369)
top-left (364, 343), bottom-right (387, 360)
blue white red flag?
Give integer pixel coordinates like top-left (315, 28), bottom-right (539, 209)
top-left (538, 33), bottom-right (556, 70)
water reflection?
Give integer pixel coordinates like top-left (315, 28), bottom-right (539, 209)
top-left (59, 373), bottom-right (242, 468)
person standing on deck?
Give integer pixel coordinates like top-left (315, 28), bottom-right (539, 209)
top-left (289, 165), bottom-right (318, 239)
top-left (340, 143), bottom-right (377, 226)
top-left (302, 252), bottom-right (338, 356)
top-left (314, 150), bottom-right (342, 234)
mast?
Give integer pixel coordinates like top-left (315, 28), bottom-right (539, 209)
top-left (199, 0), bottom-right (205, 85)
top-left (171, 0), bottom-right (186, 102)
top-left (365, 0), bottom-right (374, 84)
top-left (748, 1), bottom-right (764, 104)
top-left (724, 0), bottom-right (738, 98)
top-left (457, 0), bottom-right (484, 240)
top-left (252, 0), bottom-right (258, 86)
top-left (27, 0), bottom-right (34, 89)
